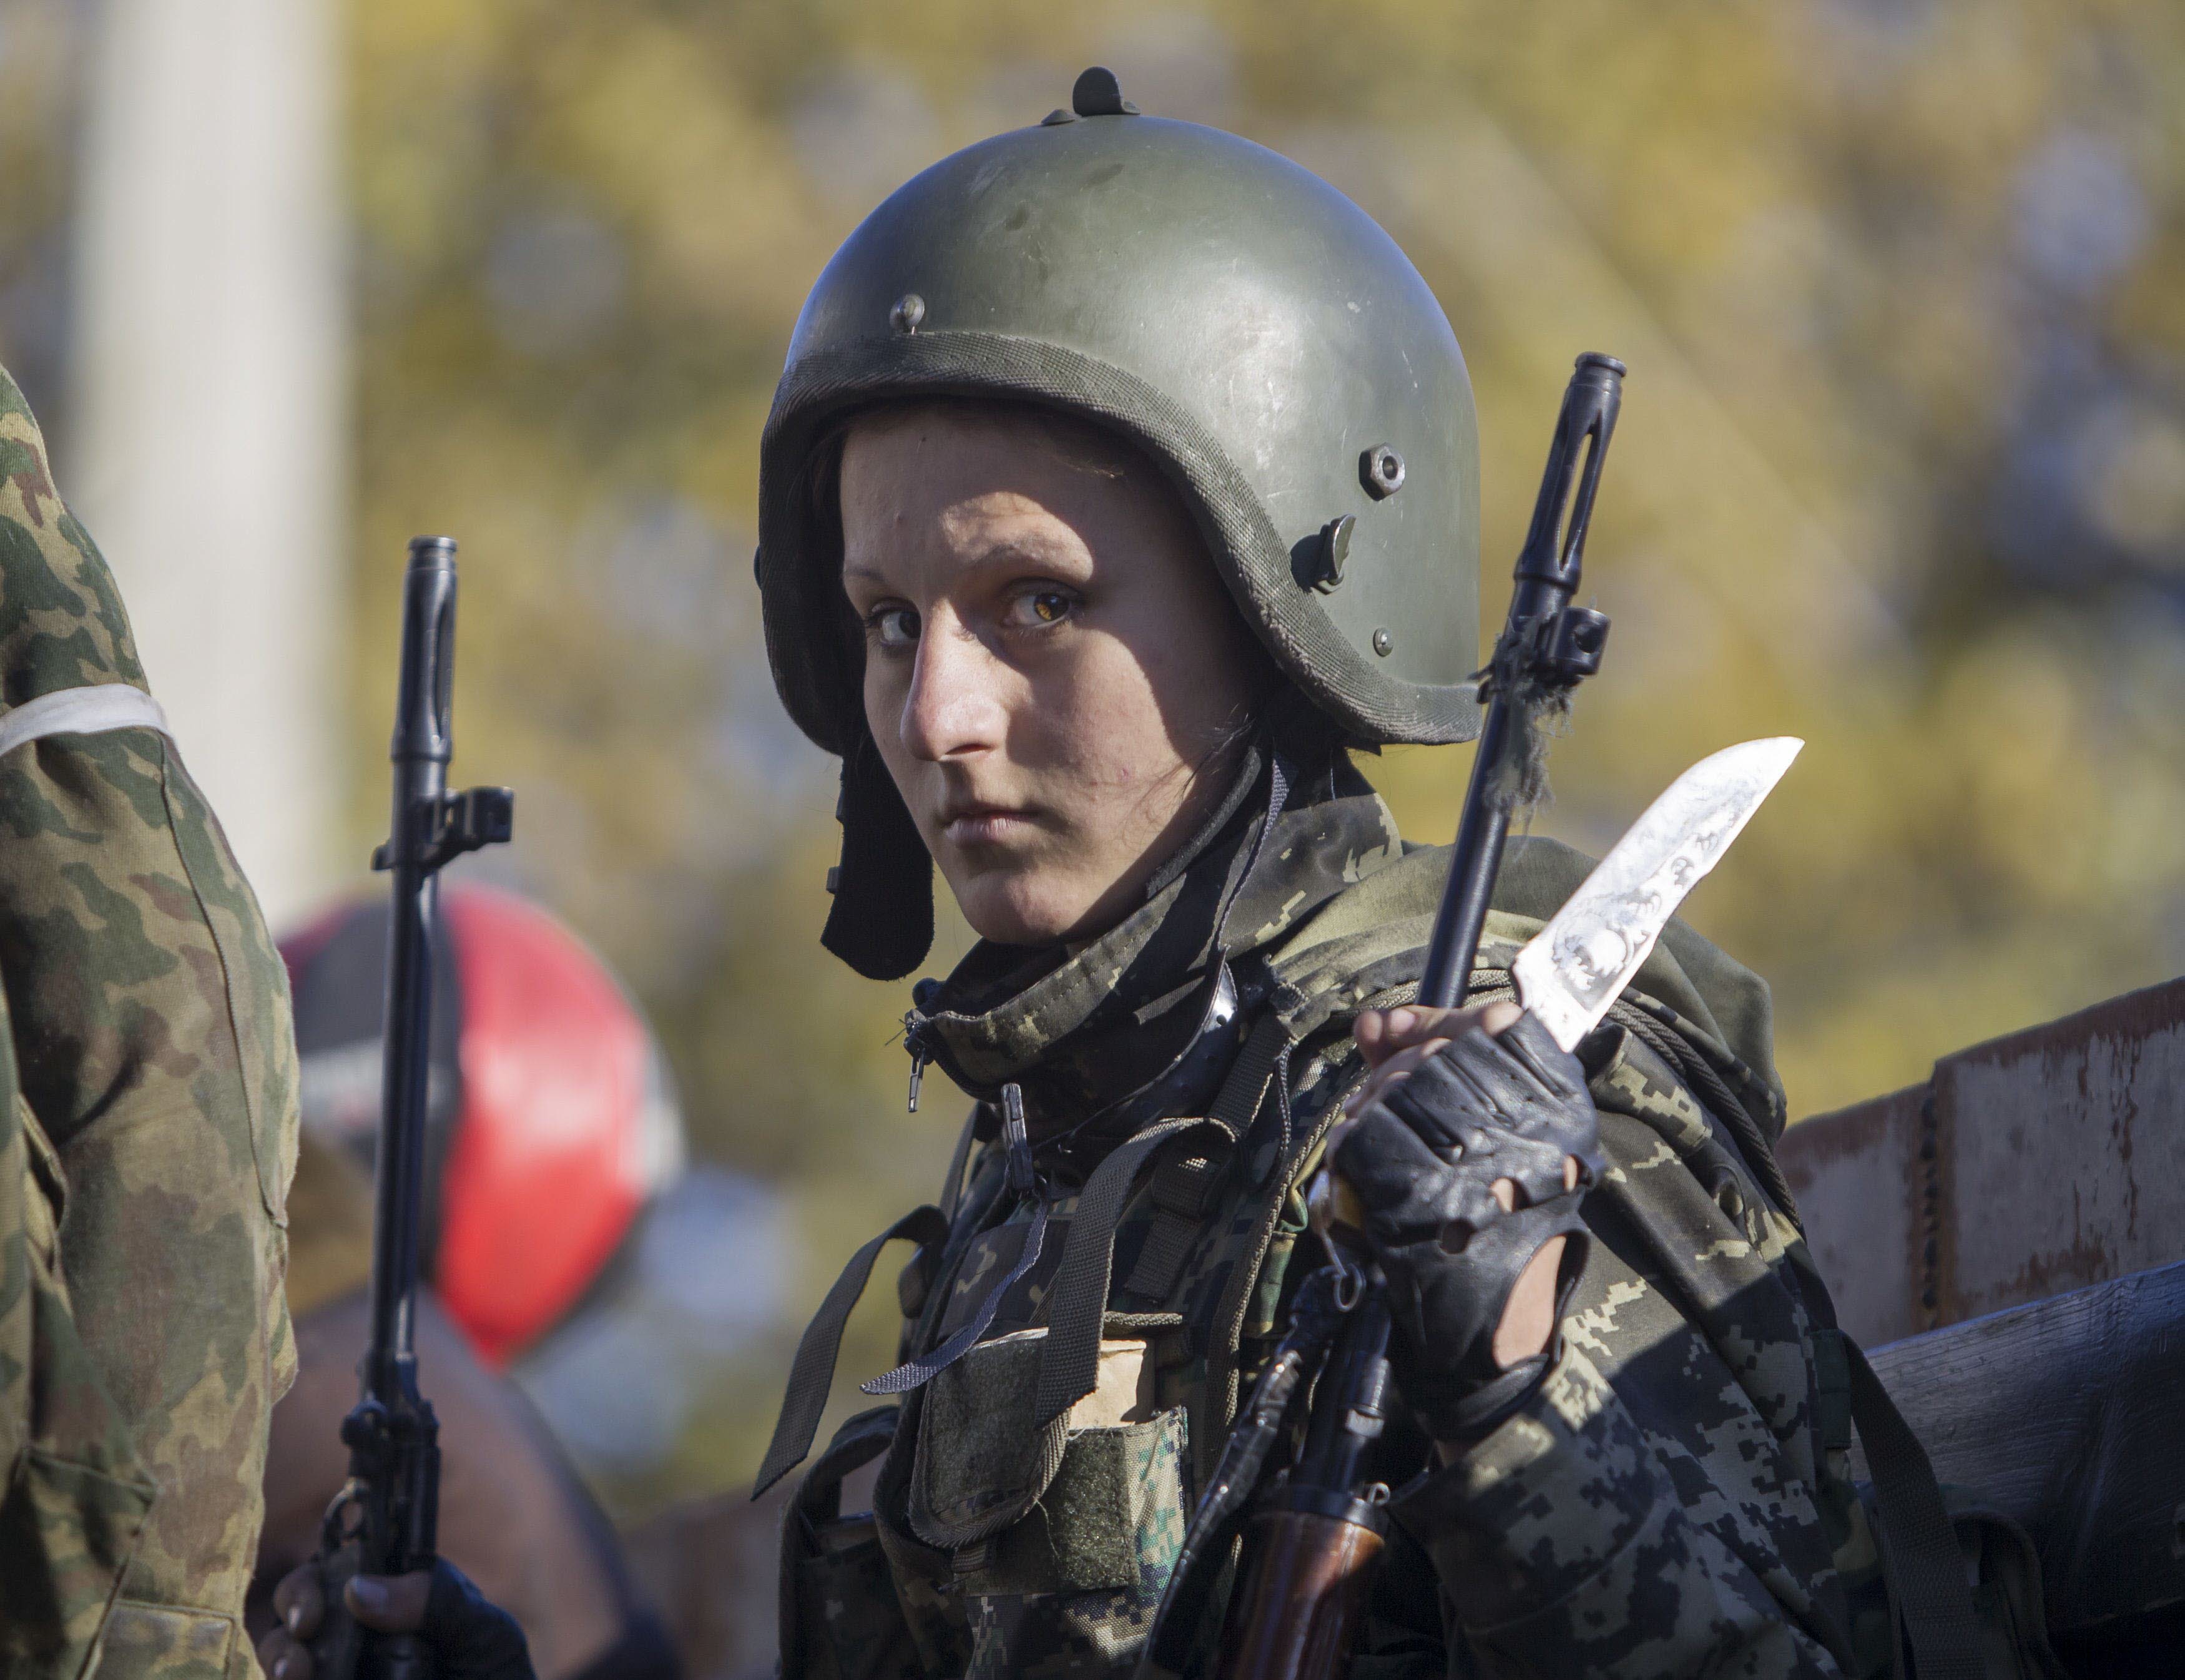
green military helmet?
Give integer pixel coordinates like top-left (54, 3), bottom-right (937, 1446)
top-left (757, 67), bottom-right (1483, 978)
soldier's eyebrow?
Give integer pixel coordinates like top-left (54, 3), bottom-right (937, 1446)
top-left (840, 560), bottom-right (903, 598)
top-left (965, 538), bottom-right (1090, 579)
top-left (841, 538), bottom-right (1089, 596)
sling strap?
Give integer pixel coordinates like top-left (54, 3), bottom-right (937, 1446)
top-left (1031, 1116), bottom-right (1227, 1428)
top-left (1835, 1331), bottom-right (1988, 1680)
top-left (1033, 1011), bottom-right (1294, 1429)
top-left (1124, 1006), bottom-right (1296, 1301)
top-left (752, 1204), bottom-right (948, 1496)
top-left (1207, 1008), bottom-right (1293, 1147)
top-left (1120, 1148), bottom-right (1225, 1300)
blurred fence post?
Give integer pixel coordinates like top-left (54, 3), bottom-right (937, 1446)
top-left (68, 0), bottom-right (346, 925)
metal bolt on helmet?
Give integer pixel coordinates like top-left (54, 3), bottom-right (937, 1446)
top-left (756, 67), bottom-right (1485, 977)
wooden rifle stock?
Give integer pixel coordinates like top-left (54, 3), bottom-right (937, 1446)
top-left (1216, 1294), bottom-right (1392, 1680)
top-left (1219, 1501), bottom-right (1387, 1680)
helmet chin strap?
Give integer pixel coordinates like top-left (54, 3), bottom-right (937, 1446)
top-left (820, 737), bottom-right (935, 981)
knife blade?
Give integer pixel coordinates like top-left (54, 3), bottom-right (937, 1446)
top-left (1309, 735), bottom-right (1801, 1269)
top-left (1512, 736), bottom-right (1803, 1053)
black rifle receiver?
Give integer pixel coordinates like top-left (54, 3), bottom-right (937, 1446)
top-left (1417, 352), bottom-right (1625, 1008)
top-left (313, 536), bottom-right (513, 1680)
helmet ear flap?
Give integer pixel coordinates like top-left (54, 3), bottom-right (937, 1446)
top-left (822, 738), bottom-right (935, 981)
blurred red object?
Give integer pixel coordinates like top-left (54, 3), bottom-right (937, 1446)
top-left (282, 884), bottom-right (684, 1367)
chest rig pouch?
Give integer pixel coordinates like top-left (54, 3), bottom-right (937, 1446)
top-left (880, 1012), bottom-right (1303, 1677)
top-left (905, 1324), bottom-right (1191, 1598)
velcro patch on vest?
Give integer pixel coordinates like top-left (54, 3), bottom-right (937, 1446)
top-left (910, 1327), bottom-right (1070, 1550)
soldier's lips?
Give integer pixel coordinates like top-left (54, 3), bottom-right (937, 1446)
top-left (941, 805), bottom-right (1036, 848)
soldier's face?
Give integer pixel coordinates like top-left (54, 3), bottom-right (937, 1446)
top-left (840, 406), bottom-right (1262, 948)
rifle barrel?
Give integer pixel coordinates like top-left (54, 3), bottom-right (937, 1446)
top-left (367, 536), bottom-right (458, 1408)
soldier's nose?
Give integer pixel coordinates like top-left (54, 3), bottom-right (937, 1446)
top-left (901, 614), bottom-right (1008, 762)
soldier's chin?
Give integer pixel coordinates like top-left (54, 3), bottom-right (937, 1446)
top-left (943, 858), bottom-right (1096, 950)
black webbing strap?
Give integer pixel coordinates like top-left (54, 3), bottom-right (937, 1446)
top-left (1840, 1334), bottom-right (1985, 1680)
top-left (1209, 1011), bottom-right (1293, 1137)
top-left (1032, 1117), bottom-right (1227, 1428)
top-left (752, 1204), bottom-right (948, 1496)
top-left (861, 1201), bottom-right (1051, 1396)
top-left (1124, 1013), bottom-right (1295, 1297)
top-left (1033, 1013), bottom-right (1294, 1429)
top-left (1121, 1150), bottom-right (1224, 1299)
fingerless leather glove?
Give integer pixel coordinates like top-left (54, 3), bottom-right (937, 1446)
top-left (1332, 1012), bottom-right (1603, 1440)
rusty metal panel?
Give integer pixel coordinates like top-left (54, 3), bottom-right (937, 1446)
top-left (1779, 973), bottom-right (2185, 1343)
top-left (1780, 1085), bottom-right (1928, 1346)
top-left (1932, 975), bottom-right (2185, 1325)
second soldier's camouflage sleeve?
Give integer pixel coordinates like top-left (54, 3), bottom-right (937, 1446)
top-left (0, 368), bottom-right (300, 1680)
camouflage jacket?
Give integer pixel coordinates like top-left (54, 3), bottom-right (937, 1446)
top-left (0, 369), bottom-right (301, 1679)
top-left (767, 754), bottom-right (1888, 1680)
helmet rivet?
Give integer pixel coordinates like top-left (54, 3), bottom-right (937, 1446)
top-left (890, 293), bottom-right (926, 335)
top-left (1372, 627), bottom-right (1394, 657)
top-left (1362, 445), bottom-right (1405, 498)
top-left (1312, 514), bottom-right (1355, 594)
top-left (1071, 66), bottom-right (1140, 118)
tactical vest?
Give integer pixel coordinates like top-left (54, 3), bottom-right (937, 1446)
top-left (762, 835), bottom-right (1791, 1676)
top-left (764, 835), bottom-right (2061, 1680)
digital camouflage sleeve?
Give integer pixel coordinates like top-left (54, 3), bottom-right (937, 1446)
top-left (0, 366), bottom-right (301, 1679)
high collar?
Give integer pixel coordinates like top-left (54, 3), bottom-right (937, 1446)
top-left (903, 749), bottom-right (1402, 1167)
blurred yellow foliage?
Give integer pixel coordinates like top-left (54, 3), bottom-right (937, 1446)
top-left (325, 0), bottom-right (2185, 1504)
top-left (4, 0), bottom-right (2176, 1508)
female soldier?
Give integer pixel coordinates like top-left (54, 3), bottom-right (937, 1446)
top-left (263, 69), bottom-right (1893, 1680)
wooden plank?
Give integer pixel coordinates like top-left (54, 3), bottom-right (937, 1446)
top-left (1780, 1084), bottom-right (1928, 1345)
top-left (1855, 1260), bottom-right (2185, 1635)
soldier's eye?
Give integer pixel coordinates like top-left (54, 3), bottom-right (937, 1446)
top-left (1004, 587), bottom-right (1078, 630)
top-left (867, 606), bottom-right (920, 649)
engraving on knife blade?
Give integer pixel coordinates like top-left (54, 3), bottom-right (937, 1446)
top-left (1515, 736), bottom-right (1802, 1051)
top-left (1549, 795), bottom-right (1746, 1014)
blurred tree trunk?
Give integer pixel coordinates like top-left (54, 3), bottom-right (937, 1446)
top-left (69, 0), bottom-right (346, 927)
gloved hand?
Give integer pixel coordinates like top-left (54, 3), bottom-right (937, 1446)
top-left (256, 1557), bottom-right (535, 1680)
top-left (1332, 1001), bottom-right (1602, 1442)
